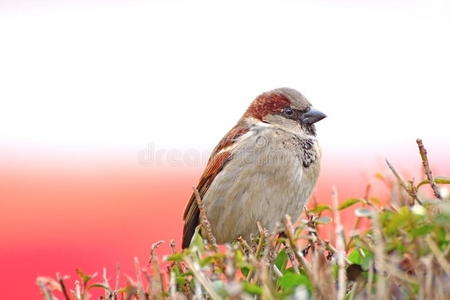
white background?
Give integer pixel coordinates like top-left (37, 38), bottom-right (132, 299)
top-left (1, 0), bottom-right (449, 161)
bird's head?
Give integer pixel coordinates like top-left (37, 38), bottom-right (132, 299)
top-left (244, 87), bottom-right (326, 136)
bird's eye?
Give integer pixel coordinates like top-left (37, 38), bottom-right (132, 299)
top-left (283, 108), bottom-right (294, 117)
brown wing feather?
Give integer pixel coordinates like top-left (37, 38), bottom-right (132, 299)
top-left (181, 125), bottom-right (249, 248)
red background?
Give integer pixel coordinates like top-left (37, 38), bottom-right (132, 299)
top-left (2, 145), bottom-right (448, 299)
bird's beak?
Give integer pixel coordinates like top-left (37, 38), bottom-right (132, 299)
top-left (301, 108), bottom-right (327, 125)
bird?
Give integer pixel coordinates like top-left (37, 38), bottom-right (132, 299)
top-left (182, 87), bottom-right (326, 248)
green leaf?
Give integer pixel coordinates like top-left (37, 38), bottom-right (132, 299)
top-left (165, 253), bottom-right (184, 262)
top-left (368, 197), bottom-right (381, 205)
top-left (88, 283), bottom-right (111, 291)
top-left (411, 225), bottom-right (433, 237)
top-left (175, 275), bottom-right (186, 286)
top-left (189, 226), bottom-right (204, 252)
top-left (211, 281), bottom-right (227, 296)
top-left (199, 254), bottom-right (224, 267)
top-left (360, 251), bottom-right (374, 271)
top-left (75, 269), bottom-right (95, 286)
top-left (278, 273), bottom-right (312, 292)
top-left (347, 248), bottom-right (373, 271)
top-left (309, 204), bottom-right (331, 214)
top-left (435, 214), bottom-right (450, 226)
top-left (385, 206), bottom-right (414, 235)
top-left (331, 263), bottom-right (338, 279)
top-left (240, 266), bottom-right (250, 277)
top-left (242, 282), bottom-right (262, 295)
top-left (339, 198), bottom-right (362, 210)
top-left (355, 208), bottom-right (374, 218)
top-left (274, 249), bottom-right (288, 272)
top-left (315, 216), bottom-right (332, 224)
top-left (347, 249), bottom-right (362, 265)
top-left (417, 176), bottom-right (450, 189)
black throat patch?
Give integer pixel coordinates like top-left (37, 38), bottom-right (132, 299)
top-left (293, 137), bottom-right (317, 168)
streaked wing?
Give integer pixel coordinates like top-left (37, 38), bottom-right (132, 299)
top-left (181, 125), bottom-right (249, 248)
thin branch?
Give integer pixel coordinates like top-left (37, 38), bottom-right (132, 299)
top-left (193, 187), bottom-right (218, 250)
top-left (56, 273), bottom-right (71, 300)
top-left (425, 235), bottom-right (450, 275)
top-left (36, 278), bottom-right (54, 300)
top-left (332, 187), bottom-right (347, 300)
top-left (386, 159), bottom-right (423, 204)
top-left (169, 272), bottom-right (176, 299)
top-left (170, 240), bottom-right (177, 254)
top-left (133, 257), bottom-right (147, 300)
top-left (149, 241), bottom-right (166, 299)
top-left (237, 236), bottom-right (254, 255)
top-left (372, 212), bottom-right (387, 300)
top-left (114, 263), bottom-right (121, 294)
top-left (183, 256), bottom-right (221, 300)
top-left (416, 139), bottom-right (441, 199)
top-left (282, 215), bottom-right (312, 275)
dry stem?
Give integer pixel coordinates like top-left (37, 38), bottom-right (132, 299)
top-left (193, 187), bottom-right (218, 250)
top-left (386, 159), bottom-right (423, 204)
top-left (332, 187), bottom-right (347, 300)
top-left (416, 139), bottom-right (441, 199)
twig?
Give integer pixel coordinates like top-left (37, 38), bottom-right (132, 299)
top-left (255, 222), bottom-right (268, 259)
top-left (114, 263), bottom-right (121, 294)
top-left (332, 187), bottom-right (347, 300)
top-left (422, 256), bottom-right (433, 299)
top-left (170, 240), bottom-right (177, 254)
top-left (36, 277), bottom-right (54, 300)
top-left (184, 256), bottom-right (221, 300)
top-left (149, 241), bottom-right (166, 298)
top-left (133, 257), bottom-right (147, 300)
top-left (285, 246), bottom-right (300, 273)
top-left (237, 236), bottom-right (254, 255)
top-left (169, 272), bottom-right (176, 299)
top-left (246, 222), bottom-right (269, 281)
top-left (416, 139), bottom-right (441, 199)
top-left (386, 159), bottom-right (423, 204)
top-left (74, 280), bottom-right (81, 300)
top-left (282, 215), bottom-right (312, 275)
top-left (259, 259), bottom-right (277, 300)
top-left (372, 212), bottom-right (387, 300)
top-left (425, 235), bottom-right (450, 275)
top-left (101, 268), bottom-right (114, 300)
top-left (366, 260), bottom-right (374, 299)
top-left (224, 244), bottom-right (236, 282)
top-left (56, 273), bottom-right (71, 300)
top-left (193, 187), bottom-right (218, 250)
top-left (311, 248), bottom-right (336, 300)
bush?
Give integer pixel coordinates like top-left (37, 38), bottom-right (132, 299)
top-left (37, 140), bottom-right (450, 299)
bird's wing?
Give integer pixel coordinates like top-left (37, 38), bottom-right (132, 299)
top-left (182, 125), bottom-right (250, 248)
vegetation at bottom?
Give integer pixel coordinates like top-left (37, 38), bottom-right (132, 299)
top-left (37, 140), bottom-right (450, 299)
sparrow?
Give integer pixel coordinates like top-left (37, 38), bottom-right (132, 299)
top-left (182, 87), bottom-right (326, 248)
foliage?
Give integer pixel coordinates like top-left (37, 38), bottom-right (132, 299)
top-left (37, 143), bottom-right (450, 300)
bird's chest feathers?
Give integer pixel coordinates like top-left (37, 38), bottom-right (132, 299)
top-left (285, 135), bottom-right (318, 168)
top-left (202, 126), bottom-right (320, 243)
top-left (256, 127), bottom-right (319, 170)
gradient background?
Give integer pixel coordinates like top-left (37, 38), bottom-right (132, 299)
top-left (1, 0), bottom-right (449, 299)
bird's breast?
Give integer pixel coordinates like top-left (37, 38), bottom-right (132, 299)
top-left (202, 126), bottom-right (321, 243)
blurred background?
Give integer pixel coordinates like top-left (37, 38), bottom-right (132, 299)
top-left (1, 0), bottom-right (449, 298)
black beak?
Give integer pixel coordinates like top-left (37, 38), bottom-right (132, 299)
top-left (301, 108), bottom-right (326, 125)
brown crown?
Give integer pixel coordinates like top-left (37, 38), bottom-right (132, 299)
top-left (244, 92), bottom-right (290, 120)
